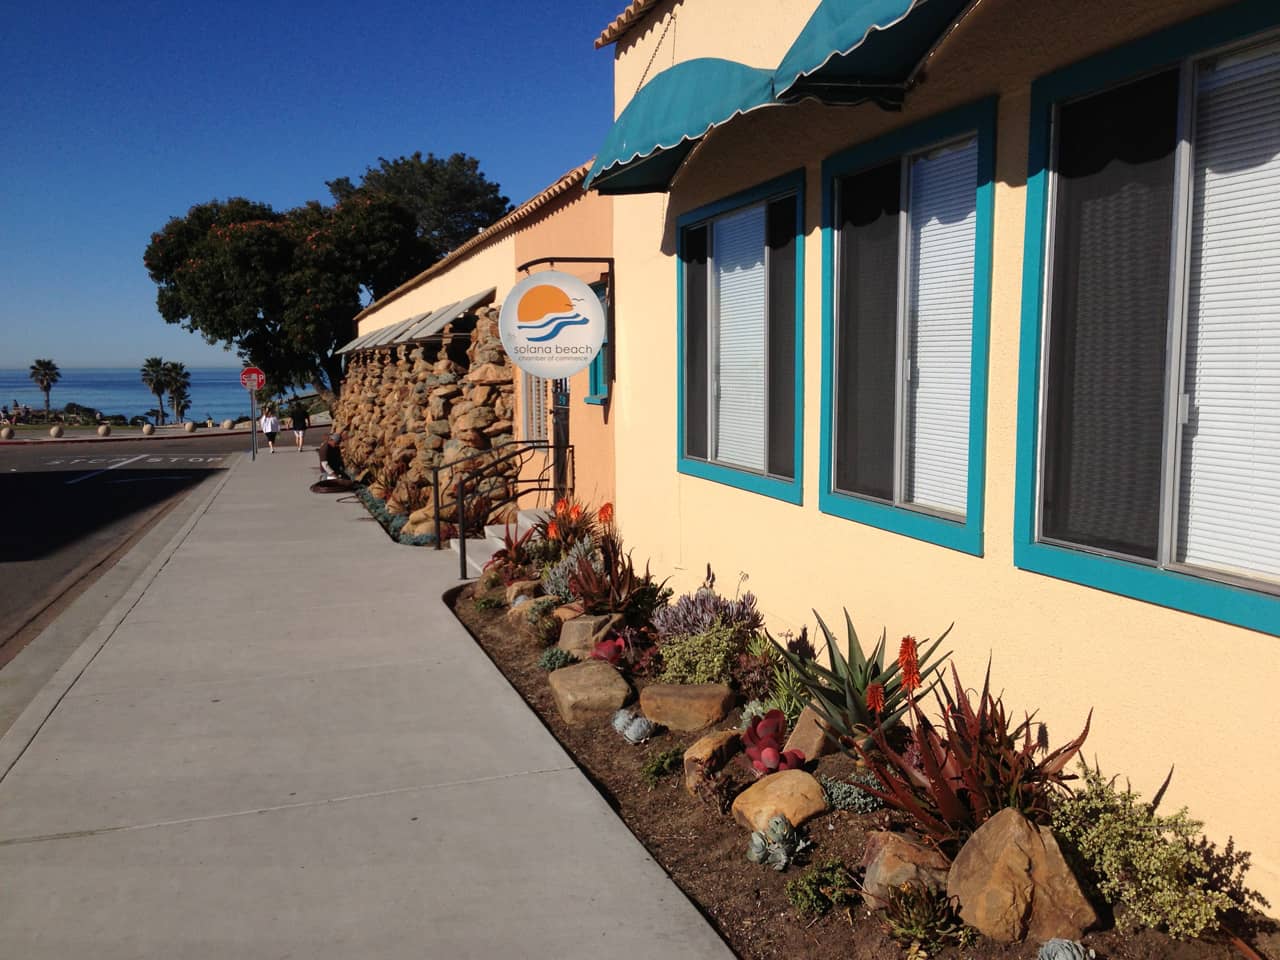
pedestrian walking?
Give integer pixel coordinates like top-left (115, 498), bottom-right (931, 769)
top-left (289, 400), bottom-right (309, 452)
top-left (260, 407), bottom-right (280, 453)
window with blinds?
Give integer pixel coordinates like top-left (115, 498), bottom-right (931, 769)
top-left (682, 191), bottom-right (798, 482)
top-left (1040, 35), bottom-right (1280, 590)
top-left (833, 135), bottom-right (979, 520)
top-left (522, 374), bottom-right (548, 442)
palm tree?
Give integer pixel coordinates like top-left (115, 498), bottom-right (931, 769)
top-left (28, 359), bottom-right (60, 420)
top-left (140, 357), bottom-right (167, 425)
top-left (162, 361), bottom-right (191, 425)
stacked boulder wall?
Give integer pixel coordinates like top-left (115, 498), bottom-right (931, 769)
top-left (331, 305), bottom-right (521, 536)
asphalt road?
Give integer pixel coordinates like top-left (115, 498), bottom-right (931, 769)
top-left (0, 433), bottom-right (255, 664)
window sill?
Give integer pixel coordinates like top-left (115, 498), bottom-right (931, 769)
top-left (678, 456), bottom-right (802, 505)
top-left (583, 394), bottom-right (607, 406)
top-left (1014, 539), bottom-right (1280, 636)
top-left (819, 488), bottom-right (982, 556)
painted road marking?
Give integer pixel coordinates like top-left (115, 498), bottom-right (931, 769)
top-left (45, 455), bottom-right (225, 466)
top-left (65, 454), bottom-right (149, 485)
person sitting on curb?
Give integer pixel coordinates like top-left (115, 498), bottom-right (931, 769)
top-left (318, 432), bottom-right (346, 479)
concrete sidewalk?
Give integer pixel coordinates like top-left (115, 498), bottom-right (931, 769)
top-left (0, 451), bottom-right (730, 958)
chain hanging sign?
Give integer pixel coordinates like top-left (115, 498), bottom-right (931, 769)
top-left (498, 271), bottom-right (605, 379)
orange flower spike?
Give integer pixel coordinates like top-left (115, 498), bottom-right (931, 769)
top-left (597, 502), bottom-right (614, 524)
top-left (546, 520), bottom-right (560, 540)
top-left (569, 504), bottom-right (583, 521)
top-left (898, 635), bottom-right (921, 693)
top-left (865, 682), bottom-right (885, 714)
top-left (554, 498), bottom-right (569, 515)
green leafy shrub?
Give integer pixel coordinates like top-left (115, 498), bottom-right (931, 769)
top-left (786, 859), bottom-right (858, 917)
top-left (658, 619), bottom-right (744, 684)
top-left (820, 771), bottom-right (885, 813)
top-left (524, 596), bottom-right (562, 645)
top-left (641, 746), bottom-right (684, 788)
top-left (777, 610), bottom-right (950, 750)
top-left (1051, 763), bottom-right (1267, 938)
top-left (472, 594), bottom-right (505, 611)
top-left (537, 648), bottom-right (575, 672)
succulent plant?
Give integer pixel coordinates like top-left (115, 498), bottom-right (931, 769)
top-left (1038, 940), bottom-right (1095, 960)
top-left (742, 709), bottom-right (804, 776)
top-left (739, 700), bottom-right (769, 729)
top-left (537, 647), bottom-right (575, 672)
top-left (612, 708), bottom-right (658, 744)
top-left (745, 815), bottom-right (811, 871)
top-left (820, 771), bottom-right (886, 813)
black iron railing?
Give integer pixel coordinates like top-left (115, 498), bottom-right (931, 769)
top-left (430, 440), bottom-right (574, 578)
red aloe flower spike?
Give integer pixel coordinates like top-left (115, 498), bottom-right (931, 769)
top-left (899, 635), bottom-right (921, 693)
top-left (866, 682), bottom-right (885, 714)
top-left (546, 520), bottom-right (560, 540)
top-left (554, 498), bottom-right (569, 515)
top-left (569, 504), bottom-right (583, 521)
top-left (597, 502), bottom-right (613, 524)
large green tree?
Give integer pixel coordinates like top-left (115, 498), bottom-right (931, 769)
top-left (143, 154), bottom-right (509, 400)
top-left (28, 359), bottom-right (60, 418)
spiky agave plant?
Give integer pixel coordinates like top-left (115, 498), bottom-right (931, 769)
top-left (775, 610), bottom-right (951, 752)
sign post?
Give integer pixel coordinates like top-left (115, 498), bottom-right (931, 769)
top-left (498, 270), bottom-right (606, 506)
top-left (240, 367), bottom-right (266, 461)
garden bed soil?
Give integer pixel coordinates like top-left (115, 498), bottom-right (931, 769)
top-left (452, 588), bottom-right (1276, 960)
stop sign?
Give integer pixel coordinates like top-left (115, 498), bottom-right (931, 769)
top-left (240, 367), bottom-right (266, 390)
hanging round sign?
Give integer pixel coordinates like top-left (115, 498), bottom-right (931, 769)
top-left (498, 270), bottom-right (605, 379)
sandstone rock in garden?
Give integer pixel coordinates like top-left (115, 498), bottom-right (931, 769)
top-left (504, 579), bottom-right (540, 606)
top-left (946, 808), bottom-right (1097, 943)
top-left (547, 660), bottom-right (631, 724)
top-left (557, 614), bottom-right (621, 659)
top-left (860, 831), bottom-right (951, 907)
top-left (552, 603), bottom-right (584, 625)
top-left (97, 424), bottom-right (111, 436)
top-left (731, 769), bottom-right (827, 832)
top-left (683, 730), bottom-right (742, 796)
top-left (639, 683), bottom-right (735, 731)
top-left (783, 705), bottom-right (837, 761)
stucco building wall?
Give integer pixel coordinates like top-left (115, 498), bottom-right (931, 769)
top-left (603, 0), bottom-right (1278, 903)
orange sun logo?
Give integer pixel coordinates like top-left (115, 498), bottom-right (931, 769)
top-left (517, 285), bottom-right (575, 324)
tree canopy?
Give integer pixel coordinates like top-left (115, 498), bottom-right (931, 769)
top-left (143, 153), bottom-right (510, 399)
top-left (29, 359), bottom-right (60, 416)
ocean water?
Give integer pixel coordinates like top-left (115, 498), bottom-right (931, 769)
top-left (0, 368), bottom-right (263, 422)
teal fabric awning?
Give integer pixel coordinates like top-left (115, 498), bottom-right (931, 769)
top-left (585, 58), bottom-right (777, 195)
top-left (774, 0), bottom-right (970, 106)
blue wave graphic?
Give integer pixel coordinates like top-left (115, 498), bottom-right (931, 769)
top-left (525, 314), bottom-right (589, 343)
top-left (517, 311), bottom-right (582, 332)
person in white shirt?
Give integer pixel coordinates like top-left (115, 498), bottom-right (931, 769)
top-left (259, 407), bottom-right (281, 453)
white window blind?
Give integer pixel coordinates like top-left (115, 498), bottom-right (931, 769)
top-left (713, 204), bottom-right (767, 471)
top-left (904, 138), bottom-right (978, 515)
top-left (522, 374), bottom-right (548, 442)
top-left (1177, 41), bottom-right (1280, 582)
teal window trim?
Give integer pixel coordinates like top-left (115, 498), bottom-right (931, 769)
top-left (1013, 0), bottom-right (1280, 636)
top-left (818, 99), bottom-right (996, 556)
top-left (676, 169), bottom-right (805, 505)
top-left (585, 283), bottom-right (609, 406)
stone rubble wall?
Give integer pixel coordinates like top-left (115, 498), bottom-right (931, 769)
top-left (331, 305), bottom-right (520, 537)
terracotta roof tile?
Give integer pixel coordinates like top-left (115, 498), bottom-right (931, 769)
top-left (595, 0), bottom-right (663, 49)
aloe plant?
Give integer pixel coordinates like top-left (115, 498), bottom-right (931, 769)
top-left (775, 610), bottom-right (951, 752)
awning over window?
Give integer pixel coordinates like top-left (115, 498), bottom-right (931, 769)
top-left (584, 58), bottom-right (777, 195)
top-left (774, 0), bottom-right (970, 106)
top-left (336, 288), bottom-right (497, 355)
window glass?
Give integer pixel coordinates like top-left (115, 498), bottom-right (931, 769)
top-left (713, 205), bottom-right (768, 471)
top-left (766, 197), bottom-right (797, 479)
top-left (683, 225), bottom-right (709, 460)
top-left (1041, 70), bottom-right (1179, 559)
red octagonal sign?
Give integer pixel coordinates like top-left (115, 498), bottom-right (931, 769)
top-left (240, 367), bottom-right (266, 391)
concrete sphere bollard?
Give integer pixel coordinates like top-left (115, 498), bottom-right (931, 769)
top-left (49, 425), bottom-right (64, 438)
top-left (184, 421), bottom-right (197, 433)
top-left (221, 419), bottom-right (234, 430)
top-left (0, 426), bottom-right (12, 440)
top-left (142, 423), bottom-right (155, 436)
top-left (97, 424), bottom-right (111, 437)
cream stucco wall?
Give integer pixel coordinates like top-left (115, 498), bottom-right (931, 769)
top-left (606, 0), bottom-right (1279, 905)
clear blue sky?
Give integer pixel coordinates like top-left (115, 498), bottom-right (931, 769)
top-left (0, 0), bottom-right (624, 369)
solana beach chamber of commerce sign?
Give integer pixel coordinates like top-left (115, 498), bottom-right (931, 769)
top-left (498, 271), bottom-right (605, 380)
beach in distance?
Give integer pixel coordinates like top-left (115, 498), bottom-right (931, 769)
top-left (0, 368), bottom-right (260, 423)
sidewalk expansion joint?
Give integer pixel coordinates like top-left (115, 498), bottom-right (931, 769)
top-left (0, 765), bottom-right (578, 847)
